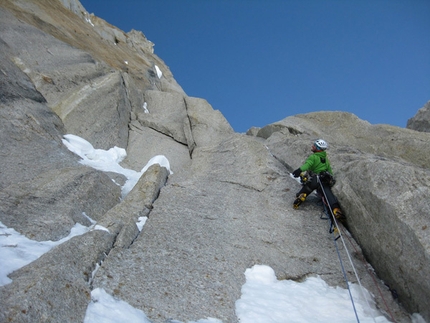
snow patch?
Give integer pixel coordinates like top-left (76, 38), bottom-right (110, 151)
top-left (154, 65), bottom-right (162, 78)
top-left (62, 134), bottom-right (172, 199)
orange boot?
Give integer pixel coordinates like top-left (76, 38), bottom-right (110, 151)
top-left (333, 208), bottom-right (346, 223)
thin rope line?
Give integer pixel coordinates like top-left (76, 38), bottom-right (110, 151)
top-left (317, 176), bottom-right (365, 323)
top-left (297, 173), bottom-right (392, 322)
top-left (322, 203), bottom-right (361, 323)
top-left (318, 175), bottom-right (398, 323)
top-left (319, 176), bottom-right (385, 323)
top-left (341, 227), bottom-right (397, 323)
top-left (332, 217), bottom-right (375, 323)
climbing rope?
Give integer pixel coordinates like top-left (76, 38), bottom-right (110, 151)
top-left (340, 225), bottom-right (397, 323)
top-left (291, 172), bottom-right (396, 322)
top-left (317, 175), bottom-right (379, 323)
top-left (318, 189), bottom-right (361, 322)
top-left (317, 175), bottom-right (399, 323)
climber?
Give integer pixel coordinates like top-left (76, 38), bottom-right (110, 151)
top-left (291, 139), bottom-right (345, 224)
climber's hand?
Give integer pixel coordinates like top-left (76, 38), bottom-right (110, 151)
top-left (292, 168), bottom-right (302, 178)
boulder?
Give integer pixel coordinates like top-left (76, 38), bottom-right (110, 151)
top-left (336, 155), bottom-right (430, 318)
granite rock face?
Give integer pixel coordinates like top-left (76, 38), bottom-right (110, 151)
top-left (261, 112), bottom-right (430, 322)
top-left (407, 101), bottom-right (430, 133)
top-left (1, 1), bottom-right (429, 323)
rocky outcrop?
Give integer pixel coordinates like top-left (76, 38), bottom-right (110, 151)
top-left (0, 230), bottom-right (114, 323)
top-left (0, 1), bottom-right (429, 323)
top-left (407, 101), bottom-right (430, 133)
top-left (260, 112), bottom-right (430, 321)
top-left (0, 167), bottom-right (121, 241)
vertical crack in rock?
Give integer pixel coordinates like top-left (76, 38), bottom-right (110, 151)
top-left (183, 97), bottom-right (196, 157)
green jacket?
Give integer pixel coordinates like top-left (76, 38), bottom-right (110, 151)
top-left (299, 151), bottom-right (333, 175)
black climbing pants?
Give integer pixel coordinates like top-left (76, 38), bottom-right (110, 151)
top-left (298, 175), bottom-right (340, 210)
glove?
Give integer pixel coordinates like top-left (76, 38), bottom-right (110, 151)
top-left (292, 168), bottom-right (302, 178)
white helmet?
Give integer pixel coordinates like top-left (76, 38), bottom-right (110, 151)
top-left (314, 139), bottom-right (328, 150)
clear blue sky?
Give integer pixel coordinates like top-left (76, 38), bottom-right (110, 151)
top-left (80, 0), bottom-right (430, 133)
